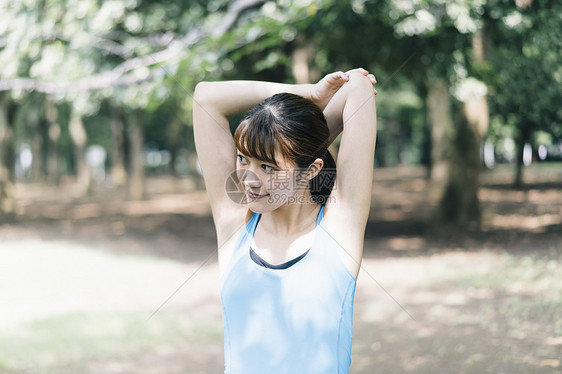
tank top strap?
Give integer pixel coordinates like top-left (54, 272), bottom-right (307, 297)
top-left (242, 211), bottom-right (261, 246)
top-left (316, 203), bottom-right (325, 226)
top-left (248, 211), bottom-right (261, 234)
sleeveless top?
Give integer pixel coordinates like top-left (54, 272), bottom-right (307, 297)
top-left (219, 204), bottom-right (357, 374)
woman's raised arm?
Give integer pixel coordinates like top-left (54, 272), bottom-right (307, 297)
top-left (323, 69), bottom-right (377, 229)
top-left (192, 78), bottom-right (344, 243)
top-left (194, 80), bottom-right (312, 118)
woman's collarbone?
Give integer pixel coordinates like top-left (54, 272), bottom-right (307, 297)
top-left (252, 233), bottom-right (313, 263)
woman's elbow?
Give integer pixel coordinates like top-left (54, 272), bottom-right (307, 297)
top-left (194, 81), bottom-right (212, 105)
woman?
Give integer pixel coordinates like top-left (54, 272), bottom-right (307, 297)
top-left (193, 68), bottom-right (377, 374)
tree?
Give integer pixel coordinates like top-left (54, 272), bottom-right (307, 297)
top-left (293, 0), bottom-right (487, 224)
top-left (0, 0), bottom-right (273, 206)
top-left (0, 93), bottom-right (16, 220)
top-left (484, 0), bottom-right (562, 187)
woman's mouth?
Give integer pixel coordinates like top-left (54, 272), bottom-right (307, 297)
top-left (247, 191), bottom-right (268, 200)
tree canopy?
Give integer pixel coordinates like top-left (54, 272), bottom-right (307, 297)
top-left (0, 0), bottom-right (560, 222)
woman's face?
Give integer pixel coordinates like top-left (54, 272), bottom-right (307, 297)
top-left (235, 149), bottom-right (308, 212)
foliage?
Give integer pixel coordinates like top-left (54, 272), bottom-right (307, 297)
top-left (484, 0), bottom-right (562, 146)
top-left (0, 0), bottom-right (559, 184)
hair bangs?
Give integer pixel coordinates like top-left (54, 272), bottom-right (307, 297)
top-left (234, 110), bottom-right (283, 167)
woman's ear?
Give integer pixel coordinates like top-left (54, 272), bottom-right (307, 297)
top-left (305, 158), bottom-right (324, 180)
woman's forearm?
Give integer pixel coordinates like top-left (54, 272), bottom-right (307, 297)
top-left (194, 80), bottom-right (314, 117)
top-left (193, 71), bottom-right (373, 143)
top-left (323, 72), bottom-right (375, 144)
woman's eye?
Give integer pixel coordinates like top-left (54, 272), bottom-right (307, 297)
top-left (237, 154), bottom-right (276, 172)
top-left (261, 164), bottom-right (276, 173)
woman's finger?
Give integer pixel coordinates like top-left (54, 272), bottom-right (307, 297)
top-left (326, 71), bottom-right (349, 85)
top-left (333, 71), bottom-right (348, 80)
top-left (345, 67), bottom-right (369, 76)
top-left (343, 68), bottom-right (377, 87)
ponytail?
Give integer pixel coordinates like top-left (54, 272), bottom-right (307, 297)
top-left (309, 150), bottom-right (336, 204)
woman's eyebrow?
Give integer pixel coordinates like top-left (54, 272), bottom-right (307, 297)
top-left (236, 150), bottom-right (255, 160)
top-left (236, 151), bottom-right (280, 167)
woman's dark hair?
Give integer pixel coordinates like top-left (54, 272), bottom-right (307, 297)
top-left (234, 93), bottom-right (336, 204)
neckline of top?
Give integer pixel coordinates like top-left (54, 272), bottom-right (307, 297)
top-left (247, 204), bottom-right (325, 273)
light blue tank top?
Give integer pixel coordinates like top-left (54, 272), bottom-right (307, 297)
top-left (219, 204), bottom-right (357, 374)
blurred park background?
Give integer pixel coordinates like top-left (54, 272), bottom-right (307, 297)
top-left (0, 0), bottom-right (561, 373)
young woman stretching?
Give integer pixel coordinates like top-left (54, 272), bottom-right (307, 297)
top-left (193, 68), bottom-right (377, 374)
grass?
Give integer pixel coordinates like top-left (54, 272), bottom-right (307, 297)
top-left (445, 250), bottom-right (562, 336)
top-left (453, 251), bottom-right (562, 298)
top-left (0, 310), bottom-right (221, 374)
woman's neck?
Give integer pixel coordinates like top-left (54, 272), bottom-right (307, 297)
top-left (261, 200), bottom-right (320, 237)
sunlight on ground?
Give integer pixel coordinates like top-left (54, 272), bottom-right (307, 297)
top-left (354, 250), bottom-right (562, 373)
top-left (15, 180), bottom-right (212, 220)
top-left (17, 194), bottom-right (212, 220)
top-left (0, 240), bottom-right (219, 328)
top-left (1, 239), bottom-right (561, 373)
top-left (485, 213), bottom-right (562, 232)
top-left (0, 240), bottom-right (222, 373)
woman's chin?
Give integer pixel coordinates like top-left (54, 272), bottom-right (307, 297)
top-left (247, 195), bottom-right (287, 213)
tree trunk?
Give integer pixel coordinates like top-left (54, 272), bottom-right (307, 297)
top-left (45, 97), bottom-right (60, 184)
top-left (167, 114), bottom-right (183, 192)
top-left (30, 121), bottom-right (43, 181)
top-left (426, 77), bottom-right (454, 205)
top-left (26, 97), bottom-right (44, 181)
top-left (291, 35), bottom-right (332, 166)
top-left (69, 114), bottom-right (90, 196)
top-left (128, 111), bottom-right (144, 200)
top-left (167, 115), bottom-right (182, 177)
top-left (291, 35), bottom-right (320, 84)
top-left (0, 94), bottom-right (16, 219)
top-left (438, 103), bottom-right (483, 225)
top-left (438, 30), bottom-right (490, 225)
top-left (110, 108), bottom-right (127, 186)
top-left (514, 124), bottom-right (531, 188)
top-left (427, 31), bottom-right (490, 226)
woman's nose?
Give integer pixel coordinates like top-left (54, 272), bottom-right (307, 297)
top-left (240, 168), bottom-right (260, 188)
